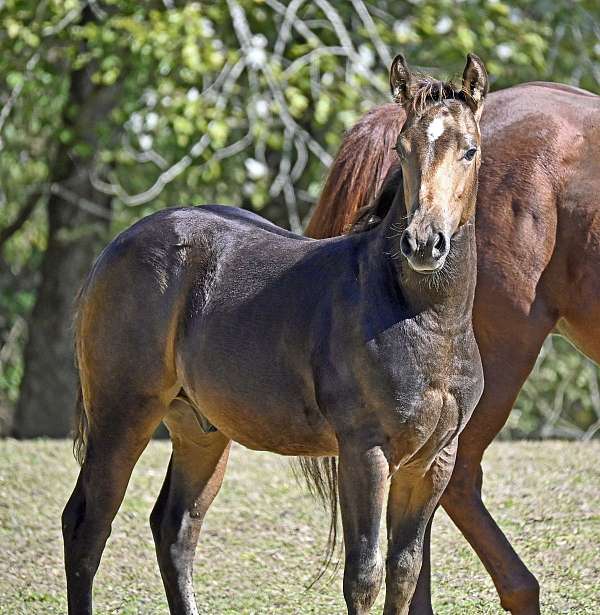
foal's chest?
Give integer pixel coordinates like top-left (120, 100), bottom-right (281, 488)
top-left (355, 321), bottom-right (483, 460)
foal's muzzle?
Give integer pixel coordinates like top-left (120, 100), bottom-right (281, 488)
top-left (400, 227), bottom-right (450, 273)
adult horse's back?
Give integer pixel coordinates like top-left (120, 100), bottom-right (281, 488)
top-left (306, 82), bottom-right (600, 614)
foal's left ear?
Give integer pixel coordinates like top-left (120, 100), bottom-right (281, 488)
top-left (390, 54), bottom-right (416, 105)
top-left (462, 54), bottom-right (488, 121)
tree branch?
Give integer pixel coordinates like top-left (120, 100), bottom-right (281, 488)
top-left (0, 190), bottom-right (45, 250)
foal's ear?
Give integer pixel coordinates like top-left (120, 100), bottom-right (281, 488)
top-left (462, 53), bottom-right (488, 121)
top-left (390, 54), bottom-right (415, 105)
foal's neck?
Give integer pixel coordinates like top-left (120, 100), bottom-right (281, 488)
top-left (375, 199), bottom-right (478, 326)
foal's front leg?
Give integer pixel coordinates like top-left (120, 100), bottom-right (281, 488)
top-left (338, 439), bottom-right (389, 615)
top-left (384, 440), bottom-right (457, 615)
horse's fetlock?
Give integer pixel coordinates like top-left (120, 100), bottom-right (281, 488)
top-left (499, 575), bottom-right (540, 614)
top-left (344, 548), bottom-right (384, 609)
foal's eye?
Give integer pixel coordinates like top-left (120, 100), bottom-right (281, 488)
top-left (464, 147), bottom-right (477, 161)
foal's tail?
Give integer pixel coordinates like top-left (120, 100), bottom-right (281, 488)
top-left (72, 280), bottom-right (92, 466)
top-left (294, 456), bottom-right (340, 584)
top-left (73, 380), bottom-right (88, 466)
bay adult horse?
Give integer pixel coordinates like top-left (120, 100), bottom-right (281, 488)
top-left (307, 80), bottom-right (600, 613)
top-left (62, 54), bottom-right (487, 615)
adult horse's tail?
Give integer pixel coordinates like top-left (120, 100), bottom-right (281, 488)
top-left (304, 103), bottom-right (405, 239)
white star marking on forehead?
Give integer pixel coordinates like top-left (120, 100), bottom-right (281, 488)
top-left (427, 116), bottom-right (446, 143)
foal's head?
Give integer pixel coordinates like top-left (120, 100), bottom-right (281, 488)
top-left (389, 54), bottom-right (488, 273)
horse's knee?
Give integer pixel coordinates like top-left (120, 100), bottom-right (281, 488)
top-left (344, 547), bottom-right (384, 611)
top-left (499, 573), bottom-right (540, 614)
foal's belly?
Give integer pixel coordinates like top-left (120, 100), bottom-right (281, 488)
top-left (183, 382), bottom-right (340, 456)
top-left (183, 378), bottom-right (467, 465)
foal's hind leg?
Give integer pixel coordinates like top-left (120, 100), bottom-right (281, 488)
top-left (62, 397), bottom-right (165, 615)
top-left (406, 517), bottom-right (434, 615)
top-left (150, 402), bottom-right (231, 615)
top-left (384, 441), bottom-right (457, 615)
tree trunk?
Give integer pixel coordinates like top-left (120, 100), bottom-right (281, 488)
top-left (13, 15), bottom-right (118, 437)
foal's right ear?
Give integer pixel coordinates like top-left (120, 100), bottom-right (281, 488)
top-left (390, 54), bottom-right (415, 105)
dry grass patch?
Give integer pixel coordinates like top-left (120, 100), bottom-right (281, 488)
top-left (0, 440), bottom-right (598, 614)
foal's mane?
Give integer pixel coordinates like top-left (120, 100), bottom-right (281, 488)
top-left (402, 74), bottom-right (471, 115)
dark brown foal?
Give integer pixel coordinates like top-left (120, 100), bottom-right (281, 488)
top-left (306, 81), bottom-right (600, 615)
top-left (63, 54), bottom-right (488, 614)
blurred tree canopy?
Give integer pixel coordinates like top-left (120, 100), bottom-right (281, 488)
top-left (0, 0), bottom-right (599, 436)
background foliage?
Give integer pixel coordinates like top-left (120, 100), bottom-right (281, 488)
top-left (0, 0), bottom-right (599, 437)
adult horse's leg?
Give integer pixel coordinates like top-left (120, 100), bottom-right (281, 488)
top-left (150, 402), bottom-right (231, 615)
top-left (406, 518), bottom-right (434, 615)
top-left (438, 309), bottom-right (555, 615)
top-left (385, 442), bottom-right (457, 615)
top-left (338, 439), bottom-right (388, 615)
top-left (62, 397), bottom-right (165, 615)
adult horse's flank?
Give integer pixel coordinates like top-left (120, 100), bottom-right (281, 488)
top-left (62, 54), bottom-right (487, 615)
top-left (307, 79), bottom-right (600, 614)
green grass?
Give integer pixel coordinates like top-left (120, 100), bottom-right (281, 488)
top-left (0, 440), bottom-right (598, 614)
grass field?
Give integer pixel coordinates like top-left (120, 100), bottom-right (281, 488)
top-left (0, 440), bottom-right (598, 614)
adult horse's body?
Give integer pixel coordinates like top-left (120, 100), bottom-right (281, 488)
top-left (62, 55), bottom-right (488, 615)
top-left (307, 82), bottom-right (600, 614)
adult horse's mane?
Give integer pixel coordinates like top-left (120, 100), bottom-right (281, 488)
top-left (299, 74), bottom-right (464, 581)
top-left (348, 163), bottom-right (402, 233)
top-left (304, 103), bottom-right (403, 239)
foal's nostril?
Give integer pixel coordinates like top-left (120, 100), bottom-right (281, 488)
top-left (400, 230), bottom-right (415, 258)
top-left (432, 232), bottom-right (447, 259)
